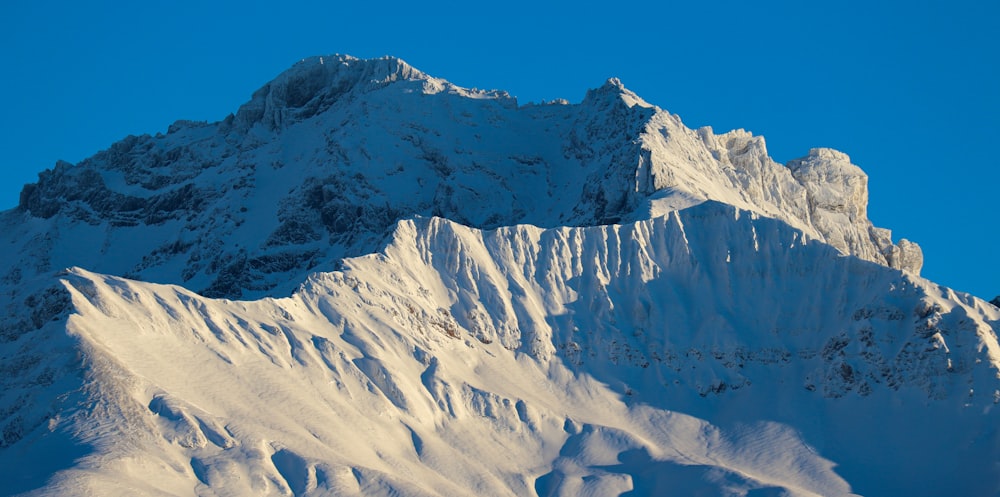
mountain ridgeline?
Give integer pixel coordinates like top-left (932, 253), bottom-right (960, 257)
top-left (9, 55), bottom-right (919, 301)
top-left (0, 55), bottom-right (996, 497)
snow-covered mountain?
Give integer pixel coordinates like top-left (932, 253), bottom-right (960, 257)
top-left (1, 55), bottom-right (996, 497)
top-left (5, 55), bottom-right (920, 302)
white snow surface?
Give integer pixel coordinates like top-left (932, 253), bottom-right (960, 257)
top-left (0, 55), bottom-right (997, 497)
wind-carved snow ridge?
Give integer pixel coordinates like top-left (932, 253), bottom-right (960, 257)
top-left (1, 54), bottom-right (996, 497)
top-left (2, 208), bottom-right (997, 496)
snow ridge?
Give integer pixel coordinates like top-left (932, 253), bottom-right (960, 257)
top-left (3, 210), bottom-right (997, 496)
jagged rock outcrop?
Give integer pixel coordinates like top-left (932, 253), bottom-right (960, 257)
top-left (232, 55), bottom-right (458, 132)
top-left (787, 148), bottom-right (923, 274)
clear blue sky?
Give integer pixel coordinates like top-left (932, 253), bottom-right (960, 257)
top-left (2, 0), bottom-right (997, 299)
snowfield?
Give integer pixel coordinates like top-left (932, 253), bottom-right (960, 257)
top-left (1, 55), bottom-right (997, 497)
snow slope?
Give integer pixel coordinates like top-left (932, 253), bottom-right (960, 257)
top-left (4, 206), bottom-right (999, 496)
top-left (1, 55), bottom-right (996, 497)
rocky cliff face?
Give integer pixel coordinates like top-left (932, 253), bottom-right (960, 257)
top-left (787, 148), bottom-right (922, 273)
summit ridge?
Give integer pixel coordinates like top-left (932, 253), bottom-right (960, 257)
top-left (7, 55), bottom-right (917, 301)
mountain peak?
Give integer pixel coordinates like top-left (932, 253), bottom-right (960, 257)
top-left (604, 76), bottom-right (625, 88)
top-left (583, 76), bottom-right (653, 109)
top-left (289, 54), bottom-right (427, 83)
top-left (232, 54), bottom-right (430, 130)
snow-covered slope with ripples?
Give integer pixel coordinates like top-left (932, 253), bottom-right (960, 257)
top-left (0, 55), bottom-right (995, 497)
